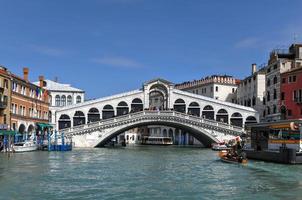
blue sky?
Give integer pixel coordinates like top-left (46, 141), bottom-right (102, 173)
top-left (0, 0), bottom-right (301, 99)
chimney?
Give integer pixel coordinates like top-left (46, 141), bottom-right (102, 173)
top-left (252, 63), bottom-right (257, 75)
top-left (23, 67), bottom-right (29, 81)
top-left (39, 76), bottom-right (44, 87)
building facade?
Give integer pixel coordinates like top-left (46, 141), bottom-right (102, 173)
top-left (237, 64), bottom-right (266, 121)
top-left (264, 44), bottom-right (302, 121)
top-left (34, 79), bottom-right (85, 125)
top-left (175, 75), bottom-right (239, 103)
top-left (11, 68), bottom-right (50, 135)
top-left (280, 66), bottom-right (302, 120)
top-left (0, 66), bottom-right (11, 131)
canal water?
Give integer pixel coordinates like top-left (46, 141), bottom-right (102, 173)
top-left (1, 146), bottom-right (302, 200)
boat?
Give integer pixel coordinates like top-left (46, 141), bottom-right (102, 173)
top-left (218, 150), bottom-right (248, 164)
top-left (12, 141), bottom-right (38, 152)
top-left (212, 143), bottom-right (230, 151)
top-left (141, 136), bottom-right (173, 145)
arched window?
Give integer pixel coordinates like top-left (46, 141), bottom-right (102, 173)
top-left (73, 111), bottom-right (86, 126)
top-left (76, 95), bottom-right (82, 104)
top-left (202, 105), bottom-right (214, 120)
top-left (273, 89), bottom-right (277, 99)
top-left (61, 95), bottom-right (66, 106)
top-left (131, 98), bottom-right (143, 113)
top-left (267, 91), bottom-right (270, 101)
top-left (188, 102), bottom-right (200, 116)
top-left (58, 114), bottom-right (71, 130)
top-left (173, 99), bottom-right (186, 113)
top-left (216, 109), bottom-right (228, 124)
top-left (267, 106), bottom-right (271, 115)
top-left (55, 95), bottom-right (60, 106)
top-left (245, 116), bottom-right (257, 125)
top-left (230, 112), bottom-right (243, 127)
top-left (102, 105), bottom-right (114, 119)
top-left (88, 108), bottom-right (100, 123)
top-left (117, 101), bottom-right (129, 116)
top-left (67, 95), bottom-right (72, 105)
top-left (77, 95), bottom-right (82, 103)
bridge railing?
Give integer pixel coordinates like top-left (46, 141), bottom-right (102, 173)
top-left (60, 110), bottom-right (244, 135)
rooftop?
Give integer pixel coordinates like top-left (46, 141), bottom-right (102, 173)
top-left (33, 79), bottom-right (84, 92)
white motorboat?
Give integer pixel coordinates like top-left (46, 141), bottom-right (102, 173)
top-left (211, 143), bottom-right (230, 151)
top-left (12, 141), bottom-right (38, 152)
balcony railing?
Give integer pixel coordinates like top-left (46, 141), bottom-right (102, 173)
top-left (0, 101), bottom-right (7, 109)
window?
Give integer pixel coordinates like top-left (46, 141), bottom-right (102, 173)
top-left (282, 78), bottom-right (286, 84)
top-left (273, 76), bottom-right (277, 84)
top-left (252, 97), bottom-right (256, 106)
top-left (273, 64), bottom-right (277, 70)
top-left (273, 105), bottom-right (277, 114)
top-left (215, 86), bottom-right (218, 92)
top-left (232, 88), bottom-right (235, 93)
top-left (55, 95), bottom-right (60, 106)
top-left (267, 91), bottom-right (270, 102)
top-left (67, 95), bottom-right (72, 105)
top-left (267, 106), bottom-right (270, 115)
top-left (293, 90), bottom-right (297, 101)
top-left (267, 67), bottom-right (271, 73)
top-left (211, 87), bottom-right (213, 92)
top-left (288, 109), bottom-right (292, 116)
top-left (76, 95), bottom-right (82, 104)
top-left (4, 79), bottom-right (8, 89)
top-left (293, 76), bottom-right (296, 82)
top-left (267, 79), bottom-right (271, 87)
top-left (61, 95), bottom-right (66, 106)
top-left (281, 92), bottom-right (285, 100)
top-left (263, 97), bottom-right (266, 105)
top-left (289, 76), bottom-right (292, 83)
top-left (273, 89), bottom-right (277, 99)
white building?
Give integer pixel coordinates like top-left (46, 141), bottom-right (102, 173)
top-left (175, 75), bottom-right (238, 103)
top-left (237, 64), bottom-right (266, 121)
top-left (34, 79), bottom-right (85, 125)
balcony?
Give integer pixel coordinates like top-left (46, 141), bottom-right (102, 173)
top-left (0, 100), bottom-right (7, 109)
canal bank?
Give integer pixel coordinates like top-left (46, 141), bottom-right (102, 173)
top-left (1, 146), bottom-right (302, 200)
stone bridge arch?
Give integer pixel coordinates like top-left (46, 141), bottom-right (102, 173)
top-left (94, 120), bottom-right (219, 148)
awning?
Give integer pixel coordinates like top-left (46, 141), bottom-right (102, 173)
top-left (0, 130), bottom-right (16, 136)
top-left (36, 123), bottom-right (53, 130)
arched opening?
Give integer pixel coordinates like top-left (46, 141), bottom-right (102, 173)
top-left (48, 111), bottom-right (52, 122)
top-left (131, 98), bottom-right (143, 113)
top-left (73, 111), bottom-right (86, 126)
top-left (202, 105), bottom-right (214, 120)
top-left (173, 99), bottom-right (186, 113)
top-left (95, 121), bottom-right (218, 148)
top-left (102, 105), bottom-right (114, 119)
top-left (163, 129), bottom-right (167, 137)
top-left (280, 105), bottom-right (287, 120)
top-left (58, 114), bottom-right (71, 130)
top-left (188, 102), bottom-right (200, 116)
top-left (117, 101), bottom-right (129, 116)
top-left (27, 124), bottom-right (34, 134)
top-left (18, 124), bottom-right (26, 134)
top-left (88, 108), bottom-right (100, 123)
top-left (149, 84), bottom-right (168, 110)
top-left (169, 128), bottom-right (173, 138)
top-left (230, 112), bottom-right (243, 127)
top-left (216, 109), bottom-right (228, 123)
top-left (245, 116), bottom-right (257, 125)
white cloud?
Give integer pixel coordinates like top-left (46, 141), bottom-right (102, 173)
top-left (234, 37), bottom-right (261, 48)
top-left (92, 56), bottom-right (144, 69)
top-left (30, 44), bottom-right (66, 56)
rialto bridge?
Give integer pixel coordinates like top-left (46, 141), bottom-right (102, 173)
top-left (56, 79), bottom-right (259, 147)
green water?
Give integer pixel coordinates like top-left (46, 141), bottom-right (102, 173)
top-left (0, 146), bottom-right (302, 200)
